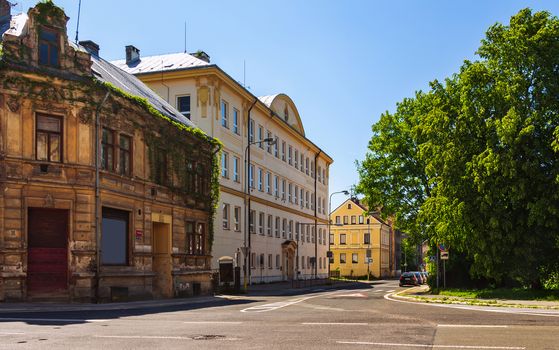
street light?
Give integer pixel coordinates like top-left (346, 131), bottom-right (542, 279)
top-left (328, 190), bottom-right (349, 279)
top-left (243, 136), bottom-right (276, 291)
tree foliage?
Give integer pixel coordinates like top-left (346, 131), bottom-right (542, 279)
top-left (357, 9), bottom-right (559, 287)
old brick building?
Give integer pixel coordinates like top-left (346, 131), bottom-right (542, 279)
top-left (0, 1), bottom-right (220, 302)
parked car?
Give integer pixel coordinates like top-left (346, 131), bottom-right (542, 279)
top-left (412, 271), bottom-right (425, 284)
top-left (399, 272), bottom-right (419, 286)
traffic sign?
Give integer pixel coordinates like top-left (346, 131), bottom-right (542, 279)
top-left (440, 251), bottom-right (449, 260)
top-left (365, 257), bottom-right (373, 264)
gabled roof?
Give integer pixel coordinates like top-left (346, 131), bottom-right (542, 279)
top-left (111, 52), bottom-right (211, 75)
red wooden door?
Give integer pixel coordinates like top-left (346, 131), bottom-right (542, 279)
top-left (27, 208), bottom-right (68, 294)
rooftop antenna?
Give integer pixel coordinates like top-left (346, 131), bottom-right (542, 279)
top-left (74, 0), bottom-right (82, 43)
top-left (184, 21), bottom-right (187, 53)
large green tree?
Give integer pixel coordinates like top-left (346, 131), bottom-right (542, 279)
top-left (358, 9), bottom-right (559, 287)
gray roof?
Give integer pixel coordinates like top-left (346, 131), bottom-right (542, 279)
top-left (84, 46), bottom-right (197, 129)
top-left (258, 94), bottom-right (280, 108)
top-left (0, 13), bottom-right (27, 39)
top-left (112, 52), bottom-right (210, 75)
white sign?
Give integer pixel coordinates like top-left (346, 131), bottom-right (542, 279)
top-left (440, 251), bottom-right (449, 260)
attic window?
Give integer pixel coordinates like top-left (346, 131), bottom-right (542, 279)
top-left (38, 27), bottom-right (59, 67)
top-left (284, 107), bottom-right (289, 122)
top-left (347, 203), bottom-right (352, 209)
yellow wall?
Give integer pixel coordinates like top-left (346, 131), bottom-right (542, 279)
top-left (329, 199), bottom-right (391, 278)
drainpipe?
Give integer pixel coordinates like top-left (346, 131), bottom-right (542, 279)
top-left (244, 99), bottom-right (258, 290)
top-left (314, 150), bottom-right (321, 279)
top-left (94, 90), bottom-right (110, 303)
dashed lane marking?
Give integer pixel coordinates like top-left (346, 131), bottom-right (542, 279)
top-left (337, 341), bottom-right (525, 349)
top-left (0, 318), bottom-right (110, 323)
top-left (94, 335), bottom-right (240, 341)
top-left (438, 324), bottom-right (509, 328)
top-left (183, 321), bottom-right (243, 324)
top-left (302, 322), bottom-right (368, 326)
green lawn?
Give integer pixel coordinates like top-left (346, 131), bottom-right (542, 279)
top-left (431, 288), bottom-right (559, 301)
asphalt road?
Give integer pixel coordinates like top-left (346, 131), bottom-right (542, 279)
top-left (1, 280), bottom-right (558, 349)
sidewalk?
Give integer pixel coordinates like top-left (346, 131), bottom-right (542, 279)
top-left (0, 279), bottom-right (358, 314)
top-left (393, 285), bottom-right (559, 310)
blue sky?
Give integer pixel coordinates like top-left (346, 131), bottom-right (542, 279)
top-left (14, 0), bottom-right (559, 208)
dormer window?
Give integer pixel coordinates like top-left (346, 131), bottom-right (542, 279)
top-left (39, 27), bottom-right (59, 67)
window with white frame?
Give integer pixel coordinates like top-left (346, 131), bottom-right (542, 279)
top-left (294, 149), bottom-right (299, 168)
top-left (275, 216), bottom-right (280, 237)
top-left (318, 196), bottom-right (322, 213)
top-left (249, 210), bottom-right (255, 234)
top-left (273, 138), bottom-right (279, 158)
top-left (249, 164), bottom-right (254, 188)
top-left (295, 221), bottom-right (300, 241)
top-left (268, 254), bottom-right (273, 269)
top-left (258, 168), bottom-right (263, 191)
top-left (234, 206), bottom-right (241, 231)
top-left (281, 179), bottom-right (286, 200)
top-left (281, 141), bottom-right (286, 161)
top-left (258, 125), bottom-right (264, 148)
top-left (340, 234), bottom-right (346, 245)
top-left (274, 175), bottom-right (279, 198)
top-left (294, 185), bottom-right (298, 205)
top-left (306, 226), bottom-right (310, 242)
top-left (300, 189), bottom-right (304, 209)
top-left (305, 157), bottom-right (309, 175)
top-left (300, 154), bottom-right (304, 172)
top-left (305, 191), bottom-right (309, 209)
top-left (310, 160), bottom-right (315, 178)
top-left (233, 108), bottom-right (239, 135)
top-left (311, 226), bottom-right (315, 243)
top-left (222, 203), bottom-right (229, 229)
top-left (340, 253), bottom-right (346, 264)
top-left (266, 131), bottom-right (272, 153)
top-left (282, 218), bottom-right (287, 238)
top-left (288, 145), bottom-right (292, 165)
top-left (267, 214), bottom-right (273, 236)
top-left (335, 216), bottom-right (341, 224)
top-left (359, 215), bottom-right (364, 224)
top-left (221, 152), bottom-right (228, 178)
top-left (233, 156), bottom-right (239, 182)
top-left (258, 212), bottom-right (264, 235)
top-left (249, 119), bottom-right (254, 143)
top-left (288, 183), bottom-right (292, 203)
top-left (266, 172), bottom-right (271, 194)
top-left (221, 100), bottom-right (229, 128)
top-left (276, 254), bottom-right (280, 269)
top-left (288, 220), bottom-right (293, 239)
top-left (352, 253), bottom-right (358, 264)
top-left (318, 166), bottom-right (322, 182)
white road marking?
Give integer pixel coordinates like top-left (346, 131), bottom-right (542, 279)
top-left (94, 335), bottom-right (240, 341)
top-left (384, 292), bottom-right (559, 318)
top-left (337, 341), bottom-right (525, 349)
top-left (0, 318), bottom-right (109, 323)
top-left (386, 289), bottom-right (395, 292)
top-left (240, 289), bottom-right (346, 313)
top-left (438, 324), bottom-right (509, 328)
top-left (302, 322), bottom-right (368, 325)
top-left (0, 332), bottom-right (25, 336)
top-left (183, 321), bottom-right (242, 324)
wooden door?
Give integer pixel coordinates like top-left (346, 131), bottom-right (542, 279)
top-left (153, 222), bottom-right (172, 298)
top-left (27, 208), bottom-right (68, 294)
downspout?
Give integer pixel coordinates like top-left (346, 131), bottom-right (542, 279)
top-left (314, 150), bottom-right (321, 279)
top-left (245, 99), bottom-right (258, 288)
top-left (95, 90), bottom-right (110, 303)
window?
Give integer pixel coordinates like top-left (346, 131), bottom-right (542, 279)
top-left (318, 166), bottom-right (322, 182)
top-left (323, 198), bottom-right (326, 214)
top-left (288, 183), bottom-right (292, 203)
top-left (340, 234), bottom-right (346, 245)
top-left (154, 147), bottom-right (167, 185)
top-left (305, 158), bottom-right (309, 175)
top-left (319, 256), bottom-right (322, 269)
top-left (302, 256), bottom-right (305, 269)
top-left (311, 227), bottom-right (315, 243)
top-left (311, 194), bottom-right (315, 211)
top-left (288, 220), bottom-right (293, 239)
top-left (101, 207), bottom-right (129, 265)
top-left (300, 189), bottom-right (304, 208)
top-left (249, 164), bottom-right (254, 189)
top-left (251, 253), bottom-right (255, 269)
top-left (220, 100), bottom-right (229, 128)
top-left (329, 233), bottom-right (334, 245)
top-left (352, 253), bottom-right (358, 264)
top-left (221, 152), bottom-right (229, 178)
top-left (259, 212), bottom-right (265, 235)
top-left (351, 216), bottom-right (356, 224)
top-left (348, 203), bottom-right (352, 209)
top-left (233, 156), bottom-right (240, 182)
top-left (259, 254), bottom-right (265, 269)
top-left (359, 215), bottom-right (364, 224)
top-left (267, 214), bottom-right (273, 236)
top-left (234, 206), bottom-right (241, 231)
top-left (282, 218), bottom-right (287, 238)
top-left (258, 125), bottom-right (264, 149)
top-left (343, 216), bottom-right (348, 225)
top-left (101, 128), bottom-right (114, 171)
top-left (274, 138), bottom-right (279, 158)
top-left (294, 185), bottom-right (298, 205)
top-left (284, 106), bottom-right (289, 121)
top-left (335, 216), bottom-right (341, 224)
top-left (258, 168), bottom-right (263, 191)
top-left (249, 210), bottom-right (256, 234)
top-left (300, 154), bottom-right (304, 172)
top-left (288, 145), bottom-right (293, 165)
top-left (318, 196), bottom-right (322, 213)
top-left (39, 27), bottom-right (59, 67)
top-left (281, 179), bottom-right (286, 200)
top-left (311, 160), bottom-right (315, 178)
top-left (249, 119), bottom-right (255, 142)
top-left (281, 141), bottom-right (286, 161)
top-left (276, 254), bottom-right (280, 269)
top-left (318, 228), bottom-right (322, 244)
top-left (266, 172), bottom-right (271, 194)
top-left (268, 254), bottom-right (273, 269)
top-left (323, 168), bottom-right (327, 185)
top-left (294, 149), bottom-right (298, 168)
top-left (274, 176), bottom-right (279, 197)
top-left (306, 226), bottom-right (310, 242)
top-left (186, 221), bottom-right (203, 255)
top-left (275, 216), bottom-right (280, 237)
top-left (364, 233), bottom-right (370, 245)
top-left (233, 108), bottom-right (239, 134)
top-left (340, 253), bottom-right (346, 264)
top-left (305, 191), bottom-right (309, 209)
top-left (177, 95), bottom-right (191, 118)
top-left (266, 131), bottom-right (272, 153)
top-left (36, 114), bottom-right (62, 162)
top-left (222, 203), bottom-right (230, 229)
top-left (119, 134), bottom-right (131, 176)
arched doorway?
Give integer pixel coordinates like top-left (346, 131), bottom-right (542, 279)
top-left (281, 240), bottom-right (297, 281)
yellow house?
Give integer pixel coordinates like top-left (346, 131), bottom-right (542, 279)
top-left (329, 198), bottom-right (393, 278)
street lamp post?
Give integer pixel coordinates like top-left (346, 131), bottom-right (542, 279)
top-left (328, 190), bottom-right (349, 279)
top-left (243, 135), bottom-right (276, 291)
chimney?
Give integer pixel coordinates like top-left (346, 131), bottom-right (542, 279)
top-left (0, 0), bottom-right (11, 25)
top-left (79, 40), bottom-right (100, 56)
top-left (190, 50), bottom-right (210, 63)
top-left (125, 45), bottom-right (140, 64)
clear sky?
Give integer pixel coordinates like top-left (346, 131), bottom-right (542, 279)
top-left (13, 0), bottom-right (559, 209)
